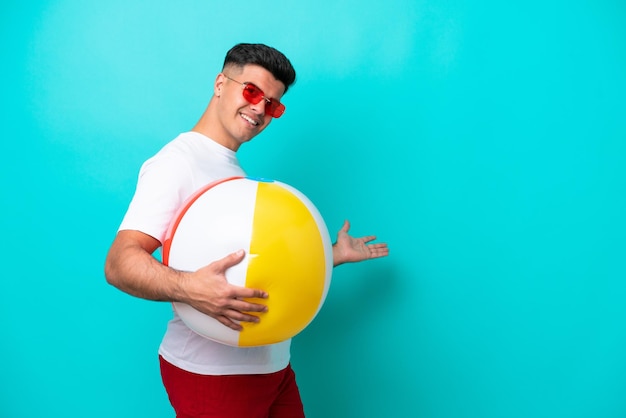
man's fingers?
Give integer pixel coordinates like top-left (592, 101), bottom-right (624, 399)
top-left (231, 285), bottom-right (269, 301)
top-left (215, 309), bottom-right (264, 331)
top-left (212, 249), bottom-right (246, 271)
top-left (215, 315), bottom-right (243, 331)
top-left (228, 295), bottom-right (268, 313)
top-left (360, 235), bottom-right (377, 244)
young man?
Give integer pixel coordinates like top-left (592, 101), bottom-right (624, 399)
top-left (105, 43), bottom-right (388, 417)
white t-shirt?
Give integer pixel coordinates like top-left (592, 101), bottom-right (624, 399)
top-left (119, 131), bottom-right (291, 375)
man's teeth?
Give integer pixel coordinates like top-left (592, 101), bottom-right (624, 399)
top-left (241, 114), bottom-right (258, 126)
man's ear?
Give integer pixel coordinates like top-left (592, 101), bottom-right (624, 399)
top-left (214, 73), bottom-right (226, 97)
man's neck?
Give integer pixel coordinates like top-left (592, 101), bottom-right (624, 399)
top-left (191, 100), bottom-right (240, 152)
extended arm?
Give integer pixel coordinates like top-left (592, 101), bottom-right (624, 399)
top-left (104, 230), bottom-right (268, 331)
top-left (332, 220), bottom-right (389, 267)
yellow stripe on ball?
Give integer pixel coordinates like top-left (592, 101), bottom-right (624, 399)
top-left (241, 181), bottom-right (328, 346)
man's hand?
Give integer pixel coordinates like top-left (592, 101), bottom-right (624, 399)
top-left (181, 250), bottom-right (269, 331)
top-left (332, 220), bottom-right (389, 267)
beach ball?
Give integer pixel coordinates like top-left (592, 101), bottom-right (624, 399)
top-left (162, 176), bottom-right (333, 347)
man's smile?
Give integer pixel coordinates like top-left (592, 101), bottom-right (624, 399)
top-left (240, 112), bottom-right (260, 126)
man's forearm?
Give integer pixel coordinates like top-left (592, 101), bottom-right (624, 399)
top-left (104, 234), bottom-right (188, 303)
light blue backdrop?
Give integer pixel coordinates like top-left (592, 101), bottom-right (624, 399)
top-left (2, 1), bottom-right (625, 417)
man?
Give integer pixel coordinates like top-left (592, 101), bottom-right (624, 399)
top-left (105, 43), bottom-right (388, 418)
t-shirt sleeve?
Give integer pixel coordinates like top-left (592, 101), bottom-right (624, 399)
top-left (118, 151), bottom-right (195, 245)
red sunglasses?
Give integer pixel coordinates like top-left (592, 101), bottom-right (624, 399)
top-left (223, 75), bottom-right (286, 118)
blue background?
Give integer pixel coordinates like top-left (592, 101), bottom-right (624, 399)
top-left (2, 1), bottom-right (625, 417)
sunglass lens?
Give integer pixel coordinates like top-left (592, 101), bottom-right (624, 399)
top-left (268, 101), bottom-right (285, 118)
top-left (242, 84), bottom-right (264, 104)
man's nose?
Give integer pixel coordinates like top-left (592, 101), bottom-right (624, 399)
top-left (249, 99), bottom-right (267, 116)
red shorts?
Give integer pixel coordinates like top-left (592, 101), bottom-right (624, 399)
top-left (159, 356), bottom-right (305, 418)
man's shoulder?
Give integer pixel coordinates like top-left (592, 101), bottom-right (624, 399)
top-left (150, 132), bottom-right (199, 161)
